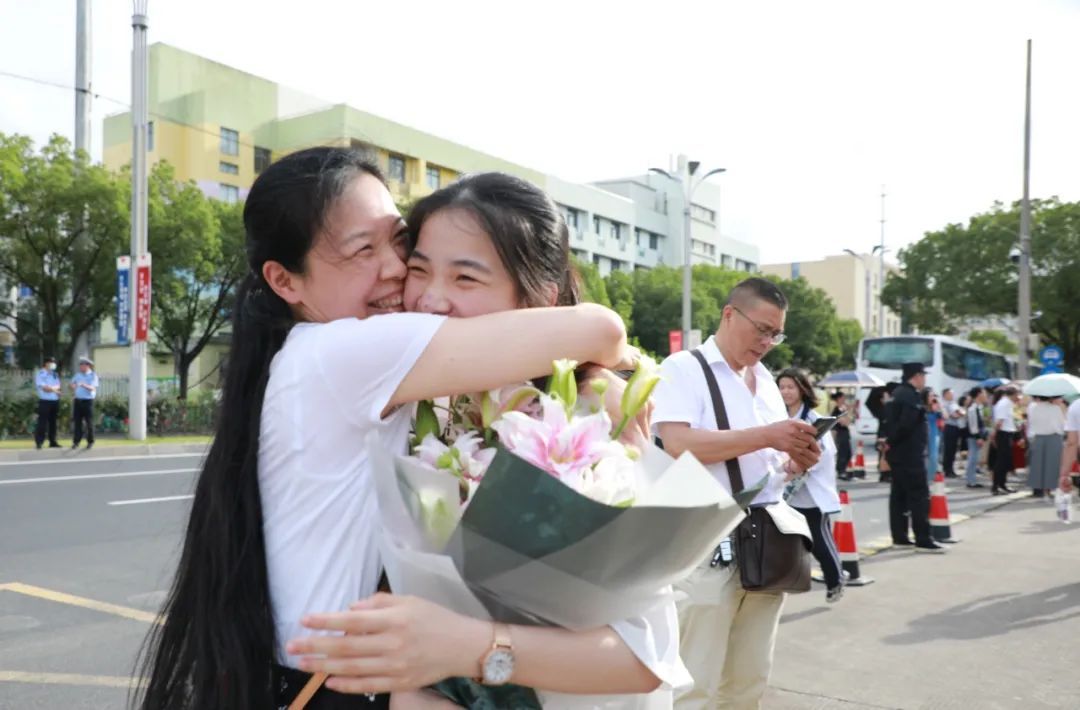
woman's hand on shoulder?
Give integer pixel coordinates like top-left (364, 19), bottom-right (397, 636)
top-left (287, 593), bottom-right (489, 695)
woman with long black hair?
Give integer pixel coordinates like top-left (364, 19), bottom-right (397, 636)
top-left (134, 147), bottom-right (640, 710)
top-left (776, 369), bottom-right (844, 603)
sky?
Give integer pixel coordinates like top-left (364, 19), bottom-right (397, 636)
top-left (1, 0), bottom-right (1078, 265)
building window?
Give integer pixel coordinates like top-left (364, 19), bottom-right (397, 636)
top-left (388, 155), bottom-right (406, 182)
top-left (426, 165), bottom-right (441, 190)
top-left (593, 216), bottom-right (601, 234)
top-left (147, 121), bottom-right (155, 152)
top-left (220, 127), bottom-right (239, 156)
top-left (649, 233), bottom-right (659, 250)
top-left (564, 207), bottom-right (579, 229)
top-left (220, 184), bottom-right (239, 204)
top-left (254, 146), bottom-right (272, 173)
top-left (219, 161), bottom-right (239, 175)
top-left (610, 223), bottom-right (620, 241)
top-left (690, 203), bottom-right (716, 223)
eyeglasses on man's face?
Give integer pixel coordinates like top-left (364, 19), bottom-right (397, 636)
top-left (731, 305), bottom-right (786, 345)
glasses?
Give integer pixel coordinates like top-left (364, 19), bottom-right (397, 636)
top-left (732, 305), bottom-right (786, 345)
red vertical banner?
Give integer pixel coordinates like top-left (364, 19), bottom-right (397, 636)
top-left (668, 330), bottom-right (683, 354)
top-left (135, 253), bottom-right (152, 343)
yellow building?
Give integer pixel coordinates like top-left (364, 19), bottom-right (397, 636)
top-left (103, 43), bottom-right (543, 205)
top-left (760, 253), bottom-right (903, 338)
top-left (98, 43), bottom-right (546, 387)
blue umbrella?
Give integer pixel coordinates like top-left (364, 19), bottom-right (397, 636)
top-left (979, 377), bottom-right (1010, 390)
top-left (817, 370), bottom-right (886, 388)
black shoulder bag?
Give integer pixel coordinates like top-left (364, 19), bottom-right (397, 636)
top-left (691, 349), bottom-right (812, 594)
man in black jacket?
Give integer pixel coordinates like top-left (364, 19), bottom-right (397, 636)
top-left (885, 362), bottom-right (946, 553)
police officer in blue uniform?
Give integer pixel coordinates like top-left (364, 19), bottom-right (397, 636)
top-left (34, 356), bottom-right (62, 449)
top-left (70, 356), bottom-right (99, 450)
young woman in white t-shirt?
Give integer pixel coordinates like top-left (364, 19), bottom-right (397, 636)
top-left (135, 149), bottom-right (637, 710)
top-left (291, 173), bottom-right (684, 709)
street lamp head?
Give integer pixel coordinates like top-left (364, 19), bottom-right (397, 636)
top-left (689, 160), bottom-right (701, 176)
top-left (699, 167), bottom-right (727, 182)
top-left (843, 248), bottom-right (858, 258)
top-left (648, 167), bottom-right (674, 181)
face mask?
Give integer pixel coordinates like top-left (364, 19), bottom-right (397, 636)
top-left (47, 363), bottom-right (57, 371)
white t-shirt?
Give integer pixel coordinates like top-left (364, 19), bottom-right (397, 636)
top-left (651, 336), bottom-right (787, 505)
top-left (1066, 399), bottom-right (1080, 433)
top-left (943, 399), bottom-right (963, 427)
top-left (787, 406), bottom-right (841, 513)
top-left (1027, 402), bottom-right (1065, 436)
top-left (260, 314), bottom-right (445, 667)
top-left (993, 397), bottom-right (1017, 433)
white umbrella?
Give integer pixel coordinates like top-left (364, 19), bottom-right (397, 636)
top-left (1023, 373), bottom-right (1080, 400)
top-left (817, 370), bottom-right (886, 388)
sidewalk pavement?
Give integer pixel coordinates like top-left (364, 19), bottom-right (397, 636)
top-left (765, 495), bottom-right (1080, 709)
top-left (0, 441), bottom-right (210, 463)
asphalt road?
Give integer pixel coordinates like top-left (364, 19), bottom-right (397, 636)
top-left (0, 450), bottom-right (1043, 708)
top-left (0, 453), bottom-right (200, 709)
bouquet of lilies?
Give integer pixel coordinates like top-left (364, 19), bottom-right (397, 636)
top-left (370, 356), bottom-right (758, 634)
top-left (409, 358), bottom-right (650, 522)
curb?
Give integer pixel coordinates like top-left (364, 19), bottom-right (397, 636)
top-left (0, 442), bottom-right (211, 463)
top-left (856, 489), bottom-right (1029, 557)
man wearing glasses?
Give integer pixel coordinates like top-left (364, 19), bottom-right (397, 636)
top-left (652, 277), bottom-right (821, 709)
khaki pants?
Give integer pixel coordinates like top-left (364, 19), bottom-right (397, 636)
top-left (674, 561), bottom-right (785, 710)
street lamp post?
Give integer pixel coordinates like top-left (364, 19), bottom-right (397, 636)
top-left (1017, 39), bottom-right (1033, 380)
top-left (650, 156), bottom-right (726, 350)
top-left (129, 0), bottom-right (150, 440)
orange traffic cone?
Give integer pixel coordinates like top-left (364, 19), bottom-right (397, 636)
top-left (930, 472), bottom-right (958, 543)
top-left (832, 490), bottom-right (874, 586)
top-left (847, 443), bottom-right (866, 479)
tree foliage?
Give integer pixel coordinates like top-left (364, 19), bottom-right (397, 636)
top-left (577, 263), bottom-right (861, 375)
top-left (0, 133), bottom-right (127, 369)
top-left (148, 163), bottom-right (246, 398)
top-left (882, 198), bottom-right (1080, 371)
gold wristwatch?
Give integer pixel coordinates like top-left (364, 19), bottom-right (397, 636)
top-left (477, 622), bottom-right (515, 686)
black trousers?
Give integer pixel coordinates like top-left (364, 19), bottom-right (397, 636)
top-left (835, 430), bottom-right (852, 478)
top-left (889, 465), bottom-right (932, 545)
top-left (273, 664), bottom-right (389, 709)
top-left (34, 400), bottom-right (59, 447)
top-left (942, 425), bottom-right (961, 476)
top-left (992, 430), bottom-right (1014, 491)
top-left (793, 506), bottom-right (843, 589)
top-left (72, 399), bottom-right (95, 445)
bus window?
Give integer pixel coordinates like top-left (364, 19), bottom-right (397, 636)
top-left (862, 337), bottom-right (933, 369)
top-left (942, 342), bottom-right (1011, 381)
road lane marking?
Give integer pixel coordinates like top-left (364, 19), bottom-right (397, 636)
top-left (0, 452), bottom-right (205, 468)
top-left (0, 582), bottom-right (162, 625)
top-left (0, 468), bottom-right (197, 485)
top-left (0, 670), bottom-right (146, 688)
top-left (108, 494), bottom-right (194, 506)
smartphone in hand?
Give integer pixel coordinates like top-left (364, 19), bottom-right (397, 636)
top-left (813, 416), bottom-right (839, 440)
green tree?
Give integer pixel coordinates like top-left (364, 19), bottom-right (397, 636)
top-left (882, 198), bottom-right (1080, 372)
top-left (148, 163), bottom-right (245, 398)
top-left (763, 276), bottom-right (851, 375)
top-left (573, 257), bottom-right (611, 307)
top-left (0, 133), bottom-right (127, 369)
top-left (624, 265), bottom-right (734, 356)
top-left (967, 329), bottom-right (1018, 355)
top-left (604, 270), bottom-right (635, 333)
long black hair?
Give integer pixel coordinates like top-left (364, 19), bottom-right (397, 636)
top-left (776, 367), bottom-right (819, 414)
top-left (406, 172), bottom-right (581, 306)
top-left (134, 147), bottom-right (385, 709)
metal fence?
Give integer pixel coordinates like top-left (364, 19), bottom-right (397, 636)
top-left (0, 369), bottom-right (133, 399)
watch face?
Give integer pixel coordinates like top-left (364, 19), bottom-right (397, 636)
top-left (483, 648), bottom-right (515, 685)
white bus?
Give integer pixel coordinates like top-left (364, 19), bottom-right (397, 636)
top-left (849, 335), bottom-right (1011, 446)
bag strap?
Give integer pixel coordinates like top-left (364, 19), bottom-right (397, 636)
top-left (288, 672), bottom-right (327, 710)
top-left (690, 349), bottom-right (745, 494)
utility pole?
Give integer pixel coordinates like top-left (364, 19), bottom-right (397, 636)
top-left (129, 1), bottom-right (150, 439)
top-left (75, 0), bottom-right (92, 154)
top-left (878, 186), bottom-right (886, 337)
top-left (1017, 39), bottom-right (1033, 380)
